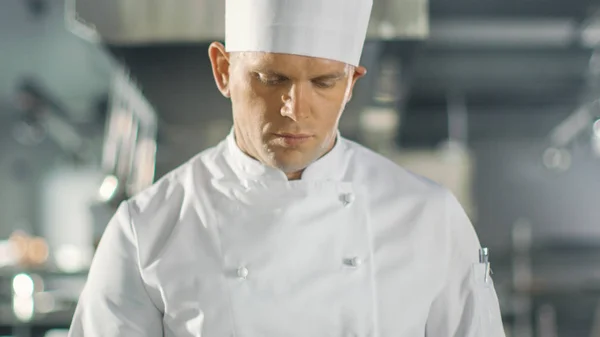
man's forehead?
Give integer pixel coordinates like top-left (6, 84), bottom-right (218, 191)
top-left (235, 51), bottom-right (349, 73)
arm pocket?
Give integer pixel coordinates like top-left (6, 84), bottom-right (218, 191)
top-left (470, 263), bottom-right (506, 337)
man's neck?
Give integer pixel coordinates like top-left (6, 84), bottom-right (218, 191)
top-left (285, 136), bottom-right (337, 181)
top-left (286, 170), bottom-right (303, 180)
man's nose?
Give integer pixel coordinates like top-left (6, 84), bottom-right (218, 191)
top-left (280, 83), bottom-right (309, 121)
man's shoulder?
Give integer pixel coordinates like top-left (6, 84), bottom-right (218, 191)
top-left (115, 142), bottom-right (226, 267)
top-left (343, 138), bottom-right (443, 195)
top-left (127, 140), bottom-right (225, 215)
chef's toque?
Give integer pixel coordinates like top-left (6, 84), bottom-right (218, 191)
top-left (225, 0), bottom-right (373, 66)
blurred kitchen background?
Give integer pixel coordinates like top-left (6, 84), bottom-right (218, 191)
top-left (1, 0), bottom-right (600, 336)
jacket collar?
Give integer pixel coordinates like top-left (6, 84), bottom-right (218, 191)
top-left (224, 128), bottom-right (349, 182)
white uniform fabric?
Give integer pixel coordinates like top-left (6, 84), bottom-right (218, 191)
top-left (225, 0), bottom-right (372, 66)
top-left (69, 132), bottom-right (506, 337)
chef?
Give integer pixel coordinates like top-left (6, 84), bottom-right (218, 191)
top-left (69, 0), bottom-right (506, 336)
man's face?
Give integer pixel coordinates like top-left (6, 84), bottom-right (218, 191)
top-left (209, 44), bottom-right (365, 177)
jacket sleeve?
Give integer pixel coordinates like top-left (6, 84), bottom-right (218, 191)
top-left (425, 191), bottom-right (506, 337)
top-left (68, 202), bottom-right (164, 337)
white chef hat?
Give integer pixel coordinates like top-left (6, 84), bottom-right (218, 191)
top-left (225, 0), bottom-right (373, 67)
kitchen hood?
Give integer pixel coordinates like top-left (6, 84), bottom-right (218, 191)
top-left (71, 0), bottom-right (428, 45)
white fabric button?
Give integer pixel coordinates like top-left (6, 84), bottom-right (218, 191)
top-left (341, 193), bottom-right (355, 206)
top-left (237, 267), bottom-right (249, 279)
top-left (350, 257), bottom-right (362, 267)
top-left (345, 257), bottom-right (362, 267)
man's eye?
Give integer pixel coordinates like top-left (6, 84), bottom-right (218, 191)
top-left (313, 80), bottom-right (336, 89)
top-left (256, 73), bottom-right (286, 85)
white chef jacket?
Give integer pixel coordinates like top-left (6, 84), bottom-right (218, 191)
top-left (69, 131), bottom-right (505, 337)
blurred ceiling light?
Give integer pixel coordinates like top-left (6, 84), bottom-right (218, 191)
top-left (543, 147), bottom-right (572, 172)
top-left (13, 274), bottom-right (35, 298)
top-left (593, 119), bottom-right (600, 138)
top-left (98, 175), bottom-right (119, 202)
top-left (13, 296), bottom-right (35, 322)
top-left (581, 19), bottom-right (600, 48)
top-left (11, 272), bottom-right (43, 323)
top-left (55, 245), bottom-right (88, 273)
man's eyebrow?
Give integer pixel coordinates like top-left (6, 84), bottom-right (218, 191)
top-left (253, 69), bottom-right (288, 78)
top-left (253, 69), bottom-right (346, 80)
top-left (311, 72), bottom-right (346, 81)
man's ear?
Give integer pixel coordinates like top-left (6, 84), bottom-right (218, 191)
top-left (208, 42), bottom-right (231, 98)
top-left (346, 65), bottom-right (367, 102)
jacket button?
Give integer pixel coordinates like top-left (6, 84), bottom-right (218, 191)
top-left (341, 193), bottom-right (355, 206)
top-left (345, 257), bottom-right (362, 267)
top-left (237, 267), bottom-right (249, 279)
